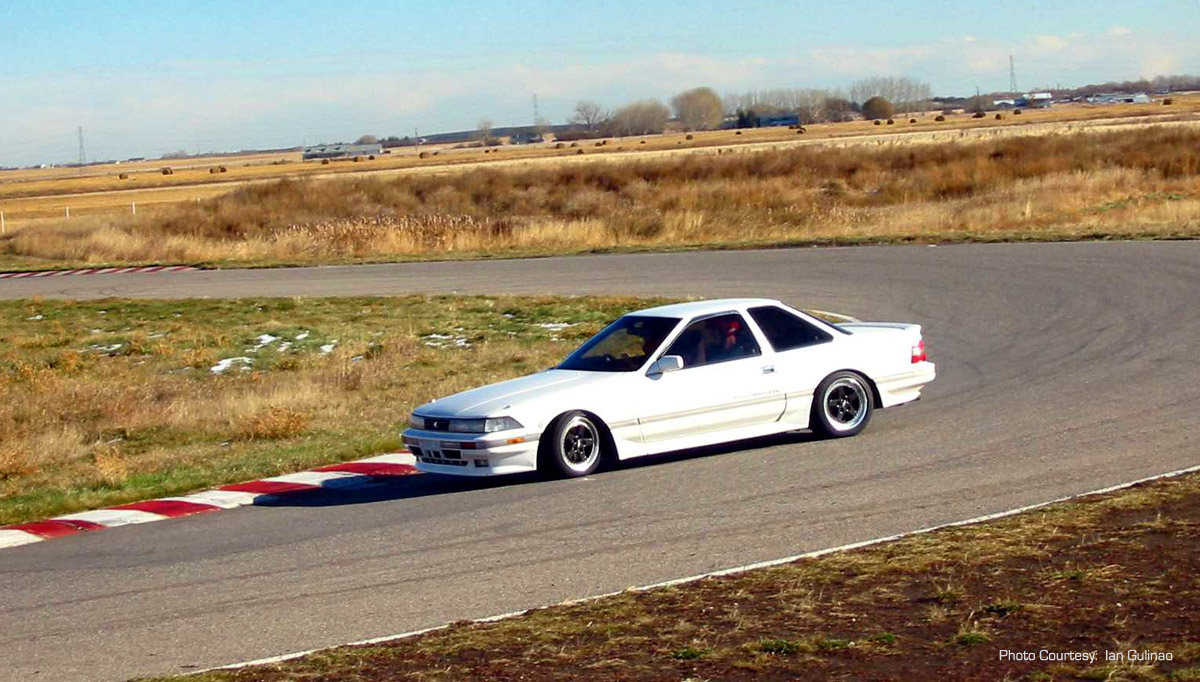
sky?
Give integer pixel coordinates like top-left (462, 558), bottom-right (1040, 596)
top-left (1, 0), bottom-right (1196, 167)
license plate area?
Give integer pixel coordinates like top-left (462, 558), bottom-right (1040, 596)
top-left (419, 441), bottom-right (468, 467)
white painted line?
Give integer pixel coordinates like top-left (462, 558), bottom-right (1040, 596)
top-left (261, 471), bottom-right (366, 488)
top-left (0, 529), bottom-right (44, 549)
top-left (53, 508), bottom-right (166, 527)
top-left (158, 490), bottom-right (262, 509)
top-left (197, 462), bottom-right (1200, 676)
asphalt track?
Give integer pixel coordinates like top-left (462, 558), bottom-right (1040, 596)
top-left (2, 242), bottom-right (1198, 681)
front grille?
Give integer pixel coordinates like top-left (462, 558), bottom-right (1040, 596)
top-left (423, 418), bottom-right (452, 432)
top-left (419, 456), bottom-right (468, 467)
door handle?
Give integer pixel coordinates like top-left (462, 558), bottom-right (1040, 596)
top-left (762, 365), bottom-right (775, 374)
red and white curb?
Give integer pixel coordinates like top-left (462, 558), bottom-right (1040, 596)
top-left (0, 265), bottom-right (198, 279)
top-left (0, 452), bottom-right (418, 550)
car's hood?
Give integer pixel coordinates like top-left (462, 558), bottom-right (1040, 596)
top-left (415, 369), bottom-right (616, 418)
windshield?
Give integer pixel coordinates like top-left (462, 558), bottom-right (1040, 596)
top-left (558, 316), bottom-right (679, 372)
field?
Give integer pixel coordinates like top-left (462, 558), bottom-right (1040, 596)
top-left (0, 95), bottom-right (1196, 235)
top-left (1, 123), bottom-right (1197, 270)
top-left (144, 469), bottom-right (1200, 682)
top-left (0, 295), bottom-right (673, 525)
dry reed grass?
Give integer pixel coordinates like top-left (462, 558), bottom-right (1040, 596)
top-left (2, 126), bottom-right (1197, 267)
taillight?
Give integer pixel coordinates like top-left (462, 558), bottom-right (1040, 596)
top-left (912, 339), bottom-right (927, 363)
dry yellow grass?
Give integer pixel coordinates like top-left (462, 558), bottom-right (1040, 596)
top-left (0, 295), bottom-right (669, 525)
top-left (2, 124), bottom-right (1197, 269)
top-left (1, 96), bottom-right (1196, 230)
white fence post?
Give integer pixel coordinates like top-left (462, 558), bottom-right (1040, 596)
top-left (132, 202), bottom-right (137, 215)
top-left (65, 206), bottom-right (70, 219)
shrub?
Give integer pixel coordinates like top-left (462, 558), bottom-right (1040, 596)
top-left (862, 96), bottom-right (895, 120)
top-left (236, 406), bottom-right (311, 441)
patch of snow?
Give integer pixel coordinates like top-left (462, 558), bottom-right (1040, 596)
top-left (351, 355), bottom-right (364, 362)
top-left (502, 313), bottom-right (515, 319)
top-left (87, 343), bottom-right (124, 354)
top-left (319, 340), bottom-right (338, 354)
top-left (210, 357), bottom-right (254, 374)
top-left (422, 333), bottom-right (471, 349)
top-left (295, 331), bottom-right (310, 341)
top-left (26, 314), bottom-right (44, 321)
top-left (538, 322), bottom-right (575, 331)
top-left (277, 342), bottom-right (292, 353)
top-left (148, 332), bottom-right (167, 339)
top-left (247, 333), bottom-right (279, 353)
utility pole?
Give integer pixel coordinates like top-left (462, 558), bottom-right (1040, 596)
top-left (77, 126), bottom-right (86, 171)
top-left (1009, 55), bottom-right (1019, 94)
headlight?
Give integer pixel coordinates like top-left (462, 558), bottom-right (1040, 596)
top-left (408, 414), bottom-right (425, 429)
top-left (449, 418), bottom-right (487, 433)
top-left (484, 416), bottom-right (523, 433)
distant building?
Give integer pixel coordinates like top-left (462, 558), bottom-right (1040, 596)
top-left (757, 114), bottom-right (801, 128)
top-left (1087, 92), bottom-right (1152, 105)
top-left (1027, 92), bottom-right (1054, 108)
top-left (302, 143), bottom-right (383, 160)
top-left (509, 131), bottom-right (545, 144)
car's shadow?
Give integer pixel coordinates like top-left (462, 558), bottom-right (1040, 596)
top-left (256, 430), bottom-right (822, 509)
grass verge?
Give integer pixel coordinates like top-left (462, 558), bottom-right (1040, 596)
top-left (0, 295), bottom-right (672, 525)
top-left (142, 470), bottom-right (1200, 682)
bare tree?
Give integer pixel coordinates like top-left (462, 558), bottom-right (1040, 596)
top-left (670, 87), bottom-right (724, 130)
top-left (570, 100), bottom-right (610, 132)
top-left (476, 118), bottom-right (494, 145)
top-left (354, 134), bottom-right (379, 145)
top-left (849, 77), bottom-right (933, 114)
top-left (608, 100), bottom-right (670, 136)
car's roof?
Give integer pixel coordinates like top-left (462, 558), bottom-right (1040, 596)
top-left (630, 298), bottom-right (783, 319)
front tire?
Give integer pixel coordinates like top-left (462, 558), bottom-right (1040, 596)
top-left (540, 411), bottom-right (604, 478)
top-left (811, 371), bottom-right (873, 438)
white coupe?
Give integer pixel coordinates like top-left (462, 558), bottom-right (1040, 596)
top-left (403, 298), bottom-right (935, 477)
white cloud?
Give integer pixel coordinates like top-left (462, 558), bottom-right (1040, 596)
top-left (1108, 26), bottom-right (1132, 37)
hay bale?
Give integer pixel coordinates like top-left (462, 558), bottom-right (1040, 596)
top-left (994, 113), bottom-right (1003, 120)
top-left (555, 142), bottom-right (565, 149)
top-left (1013, 109), bottom-right (1022, 115)
top-left (735, 130), bottom-right (742, 135)
top-left (1164, 98), bottom-right (1174, 105)
top-left (576, 149), bottom-right (585, 155)
top-left (368, 155), bottom-right (375, 160)
top-left (886, 119), bottom-right (895, 125)
top-left (321, 158), bottom-right (330, 165)
top-left (352, 156), bottom-right (362, 162)
top-left (117, 173), bottom-right (129, 180)
top-left (909, 118), bottom-right (917, 124)
top-left (218, 166), bottom-right (227, 173)
top-left (640, 140), bottom-right (647, 144)
top-left (161, 167), bottom-right (173, 175)
top-left (594, 141), bottom-right (603, 147)
top-left (972, 112), bottom-right (986, 118)
top-left (935, 115), bottom-right (946, 122)
top-left (209, 167), bottom-right (219, 174)
top-left (569, 142), bottom-right (578, 148)
top-left (419, 151), bottom-right (429, 159)
top-left (874, 120), bottom-right (882, 125)
top-left (685, 133), bottom-right (694, 140)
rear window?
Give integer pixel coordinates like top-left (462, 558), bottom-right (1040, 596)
top-left (748, 306), bottom-right (832, 352)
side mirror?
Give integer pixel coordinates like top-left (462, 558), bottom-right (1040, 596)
top-left (648, 355), bottom-right (684, 376)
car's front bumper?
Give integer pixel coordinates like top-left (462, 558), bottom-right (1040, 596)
top-left (401, 428), bottom-right (540, 476)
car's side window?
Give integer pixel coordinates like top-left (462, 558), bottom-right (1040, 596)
top-left (748, 306), bottom-right (833, 352)
top-left (664, 313), bottom-right (761, 368)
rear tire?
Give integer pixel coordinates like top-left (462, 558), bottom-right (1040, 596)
top-left (539, 411), bottom-right (605, 478)
top-left (811, 371), bottom-right (873, 438)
